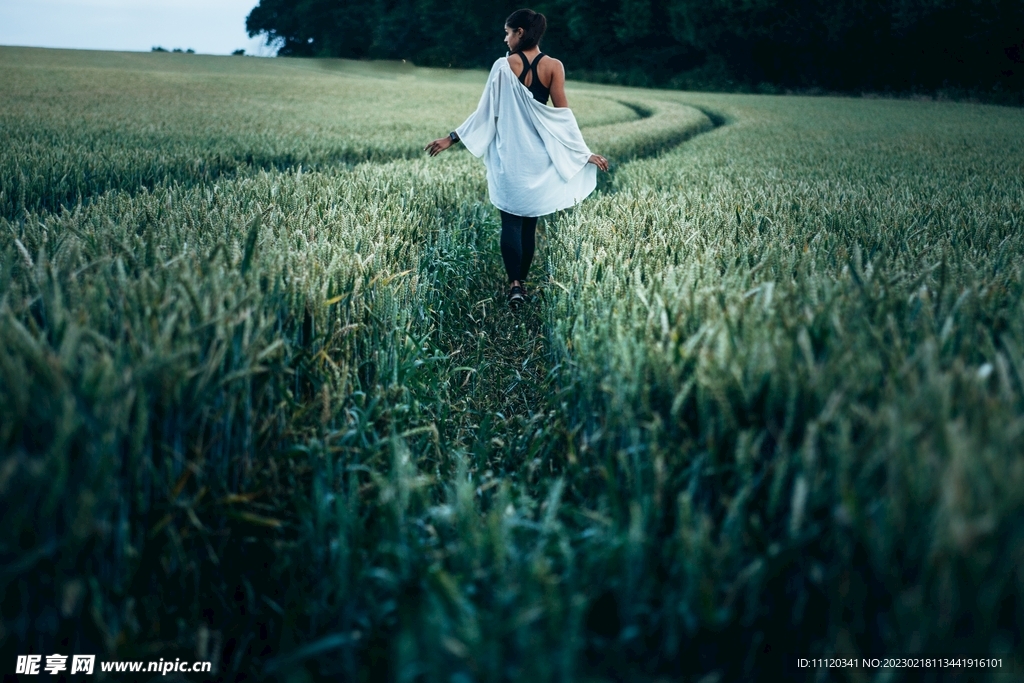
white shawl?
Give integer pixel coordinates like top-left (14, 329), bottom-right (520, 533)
top-left (455, 57), bottom-right (597, 218)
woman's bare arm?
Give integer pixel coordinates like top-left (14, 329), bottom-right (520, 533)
top-left (548, 59), bottom-right (569, 108)
top-left (546, 60), bottom-right (608, 170)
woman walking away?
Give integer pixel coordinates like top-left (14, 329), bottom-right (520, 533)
top-left (425, 8), bottom-right (609, 306)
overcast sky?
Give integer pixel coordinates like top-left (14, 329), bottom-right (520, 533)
top-left (0, 0), bottom-right (277, 56)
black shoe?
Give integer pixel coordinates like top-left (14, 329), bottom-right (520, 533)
top-left (509, 284), bottom-right (525, 306)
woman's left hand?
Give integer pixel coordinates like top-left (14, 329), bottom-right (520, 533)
top-left (425, 137), bottom-right (454, 156)
top-left (588, 154), bottom-right (609, 172)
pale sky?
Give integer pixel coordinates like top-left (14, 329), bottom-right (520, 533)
top-left (0, 0), bottom-right (279, 56)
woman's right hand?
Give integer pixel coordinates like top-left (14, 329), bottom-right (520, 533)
top-left (588, 154), bottom-right (609, 172)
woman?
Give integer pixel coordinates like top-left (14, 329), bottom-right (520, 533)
top-left (425, 8), bottom-right (609, 306)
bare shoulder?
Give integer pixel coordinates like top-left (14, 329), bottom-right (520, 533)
top-left (542, 56), bottom-right (565, 75)
top-left (540, 56), bottom-right (564, 88)
top-left (506, 54), bottom-right (527, 79)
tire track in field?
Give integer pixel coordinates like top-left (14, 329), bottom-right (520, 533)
top-left (436, 102), bottom-right (727, 474)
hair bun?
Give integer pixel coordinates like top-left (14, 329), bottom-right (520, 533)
top-left (505, 9), bottom-right (547, 50)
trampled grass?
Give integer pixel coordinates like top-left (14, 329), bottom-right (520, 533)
top-left (1, 47), bottom-right (1022, 681)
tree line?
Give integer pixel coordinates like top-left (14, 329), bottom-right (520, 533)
top-left (245, 0), bottom-right (1023, 100)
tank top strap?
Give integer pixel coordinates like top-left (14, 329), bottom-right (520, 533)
top-left (515, 51), bottom-right (531, 84)
top-left (515, 52), bottom-right (546, 81)
top-left (530, 53), bottom-right (546, 79)
top-left (513, 51), bottom-right (551, 104)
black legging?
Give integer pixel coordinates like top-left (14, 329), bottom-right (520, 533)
top-left (499, 210), bottom-right (538, 283)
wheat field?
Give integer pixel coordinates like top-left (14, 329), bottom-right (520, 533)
top-left (2, 46), bottom-right (1022, 681)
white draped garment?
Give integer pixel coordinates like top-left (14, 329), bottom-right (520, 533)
top-left (455, 57), bottom-right (597, 218)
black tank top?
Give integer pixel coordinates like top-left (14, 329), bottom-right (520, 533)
top-left (514, 51), bottom-right (550, 105)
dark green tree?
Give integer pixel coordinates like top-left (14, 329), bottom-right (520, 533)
top-left (244, 0), bottom-right (1023, 99)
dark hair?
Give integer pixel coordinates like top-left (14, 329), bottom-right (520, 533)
top-left (505, 9), bottom-right (547, 51)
